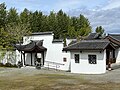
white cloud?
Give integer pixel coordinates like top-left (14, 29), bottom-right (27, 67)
top-left (50, 0), bottom-right (107, 11)
top-left (52, 0), bottom-right (83, 11)
top-left (1, 0), bottom-right (120, 33)
top-left (67, 7), bottom-right (120, 33)
top-left (102, 0), bottom-right (120, 10)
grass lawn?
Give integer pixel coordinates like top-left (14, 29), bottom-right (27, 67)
top-left (0, 72), bottom-right (120, 90)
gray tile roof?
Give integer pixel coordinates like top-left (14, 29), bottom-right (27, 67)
top-left (109, 34), bottom-right (120, 42)
top-left (68, 40), bottom-right (77, 46)
top-left (85, 33), bottom-right (102, 40)
top-left (32, 32), bottom-right (53, 35)
top-left (52, 39), bottom-right (63, 43)
top-left (14, 40), bottom-right (47, 52)
top-left (63, 40), bottom-right (110, 51)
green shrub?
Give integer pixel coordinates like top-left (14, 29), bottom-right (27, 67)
top-left (0, 62), bottom-right (17, 68)
top-left (0, 63), bottom-right (4, 67)
top-left (5, 63), bottom-right (12, 67)
top-left (12, 64), bottom-right (17, 68)
top-left (17, 61), bottom-right (23, 68)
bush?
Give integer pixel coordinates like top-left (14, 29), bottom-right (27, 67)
top-left (17, 61), bottom-right (23, 68)
top-left (0, 63), bottom-right (4, 67)
top-left (12, 64), bottom-right (17, 67)
top-left (5, 63), bottom-right (12, 67)
top-left (0, 62), bottom-right (17, 68)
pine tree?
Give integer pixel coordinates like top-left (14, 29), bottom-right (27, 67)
top-left (95, 26), bottom-right (104, 35)
top-left (48, 11), bottom-right (57, 32)
top-left (55, 10), bottom-right (70, 39)
top-left (7, 7), bottom-right (19, 25)
top-left (0, 3), bottom-right (7, 28)
top-left (29, 11), bottom-right (43, 32)
top-left (20, 8), bottom-right (30, 24)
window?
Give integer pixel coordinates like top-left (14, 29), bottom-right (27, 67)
top-left (88, 55), bottom-right (97, 64)
top-left (74, 54), bottom-right (79, 63)
top-left (63, 58), bottom-right (67, 62)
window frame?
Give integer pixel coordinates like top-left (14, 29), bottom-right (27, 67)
top-left (74, 54), bottom-right (80, 63)
top-left (63, 57), bottom-right (67, 62)
top-left (88, 54), bottom-right (97, 64)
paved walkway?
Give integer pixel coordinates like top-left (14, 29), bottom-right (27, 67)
top-left (81, 63), bottom-right (120, 83)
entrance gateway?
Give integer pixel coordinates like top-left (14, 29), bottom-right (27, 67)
top-left (14, 40), bottom-right (47, 66)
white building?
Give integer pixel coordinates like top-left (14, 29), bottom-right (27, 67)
top-left (14, 32), bottom-right (120, 74)
top-left (14, 32), bottom-right (71, 71)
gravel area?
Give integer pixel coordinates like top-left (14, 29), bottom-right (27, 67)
top-left (0, 64), bottom-right (120, 83)
top-left (82, 63), bottom-right (120, 83)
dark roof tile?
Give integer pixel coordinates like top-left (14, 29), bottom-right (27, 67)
top-left (32, 32), bottom-right (53, 35)
top-left (63, 40), bottom-right (110, 51)
top-left (14, 40), bottom-right (47, 52)
top-left (52, 39), bottom-right (63, 43)
top-left (85, 33), bottom-right (98, 40)
top-left (109, 34), bottom-right (120, 41)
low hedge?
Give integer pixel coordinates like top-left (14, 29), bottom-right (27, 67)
top-left (0, 63), bottom-right (4, 67)
top-left (0, 62), bottom-right (17, 68)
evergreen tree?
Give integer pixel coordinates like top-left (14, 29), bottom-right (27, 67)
top-left (79, 15), bottom-right (92, 35)
top-left (76, 14), bottom-right (92, 39)
top-left (0, 3), bottom-right (93, 49)
top-left (67, 25), bottom-right (76, 39)
top-left (29, 11), bottom-right (43, 32)
top-left (0, 27), bottom-right (9, 49)
top-left (70, 15), bottom-right (92, 39)
top-left (20, 8), bottom-right (30, 24)
top-left (95, 26), bottom-right (104, 35)
top-left (41, 15), bottom-right (49, 32)
top-left (0, 3), bottom-right (7, 28)
top-left (55, 10), bottom-right (69, 39)
top-left (7, 7), bottom-right (19, 25)
top-left (48, 11), bottom-right (57, 32)
top-left (71, 17), bottom-right (78, 31)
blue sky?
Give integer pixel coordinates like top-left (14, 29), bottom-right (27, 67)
top-left (0, 0), bottom-right (108, 12)
top-left (0, 0), bottom-right (120, 33)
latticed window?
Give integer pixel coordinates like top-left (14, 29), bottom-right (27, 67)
top-left (88, 55), bottom-right (97, 64)
top-left (74, 54), bottom-right (79, 63)
top-left (63, 58), bottom-right (67, 62)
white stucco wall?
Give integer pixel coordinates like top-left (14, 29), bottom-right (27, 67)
top-left (70, 50), bottom-right (106, 74)
top-left (61, 51), bottom-right (71, 70)
top-left (16, 50), bottom-right (21, 64)
top-left (115, 48), bottom-right (120, 63)
top-left (1, 51), bottom-right (16, 65)
top-left (22, 34), bottom-right (70, 70)
top-left (16, 34), bottom-right (108, 74)
top-left (44, 42), bottom-right (70, 71)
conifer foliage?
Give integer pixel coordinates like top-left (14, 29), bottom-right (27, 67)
top-left (0, 3), bottom-right (92, 49)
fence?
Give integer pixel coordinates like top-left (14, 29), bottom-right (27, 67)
top-left (44, 61), bottom-right (64, 70)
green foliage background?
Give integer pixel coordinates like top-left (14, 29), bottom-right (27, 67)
top-left (0, 3), bottom-right (92, 50)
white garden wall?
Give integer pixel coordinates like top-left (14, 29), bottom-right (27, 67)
top-left (21, 34), bottom-right (70, 70)
top-left (115, 48), bottom-right (120, 63)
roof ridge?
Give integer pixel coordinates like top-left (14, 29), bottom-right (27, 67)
top-left (109, 34), bottom-right (120, 35)
top-left (81, 39), bottom-right (109, 42)
top-left (63, 40), bottom-right (111, 51)
top-left (108, 35), bottom-right (120, 42)
top-left (32, 31), bottom-right (53, 35)
top-left (64, 40), bottom-right (80, 48)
